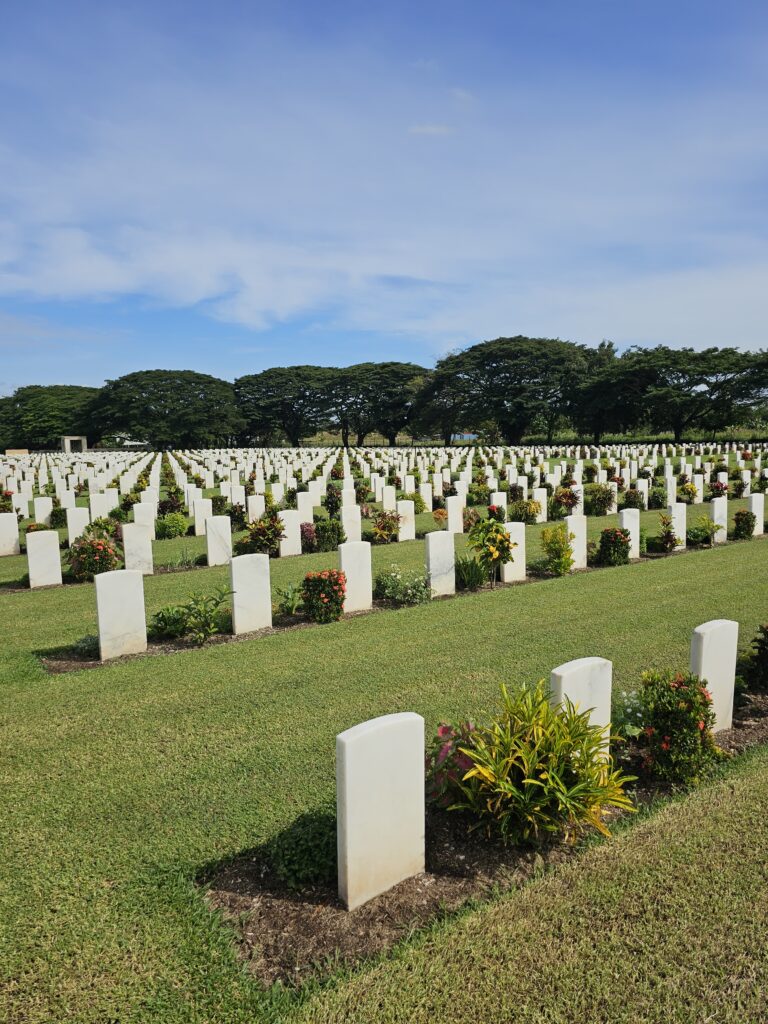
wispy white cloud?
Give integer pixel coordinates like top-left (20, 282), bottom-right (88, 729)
top-left (0, 7), bottom-right (767, 366)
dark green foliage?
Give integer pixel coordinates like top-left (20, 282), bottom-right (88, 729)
top-left (455, 555), bottom-right (486, 590)
top-left (314, 517), bottom-right (346, 552)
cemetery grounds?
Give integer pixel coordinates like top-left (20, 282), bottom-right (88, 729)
top-left (2, 448), bottom-right (768, 1023)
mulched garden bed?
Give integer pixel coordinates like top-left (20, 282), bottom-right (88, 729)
top-left (203, 689), bottom-right (768, 989)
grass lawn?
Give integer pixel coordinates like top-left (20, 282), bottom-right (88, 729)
top-left (296, 744), bottom-right (768, 1024)
top-left (1, 534), bottom-right (767, 1022)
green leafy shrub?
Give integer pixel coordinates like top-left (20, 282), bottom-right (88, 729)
top-left (455, 555), bottom-right (486, 591)
top-left (637, 669), bottom-right (720, 783)
top-left (49, 505), bottom-right (68, 529)
top-left (276, 584), bottom-right (303, 616)
top-left (301, 569), bottom-right (346, 623)
top-left (467, 482), bottom-right (491, 507)
top-left (595, 527), bottom-right (630, 566)
top-left (71, 634), bottom-right (100, 660)
top-left (404, 491), bottom-right (427, 514)
top-left (740, 624), bottom-right (768, 691)
top-left (486, 503), bottom-right (505, 523)
top-left (541, 523), bottom-right (574, 576)
top-left (314, 517), bottom-right (346, 552)
top-left (67, 535), bottom-right (122, 582)
top-left (467, 517), bottom-right (515, 585)
top-left (156, 512), bottom-right (189, 539)
top-left (266, 806), bottom-right (337, 889)
top-left (462, 506), bottom-right (481, 532)
top-left (324, 484), bottom-right (341, 518)
top-left (584, 483), bottom-right (614, 517)
top-left (235, 510), bottom-right (285, 557)
top-left (211, 494), bottom-right (228, 515)
top-left (621, 488), bottom-right (645, 510)
top-left (508, 499), bottom-right (541, 524)
top-left (373, 564), bottom-right (430, 606)
top-left (686, 515), bottom-right (722, 548)
top-left (656, 512), bottom-right (680, 553)
top-left (371, 510), bottom-right (400, 544)
top-left (732, 509), bottom-right (756, 540)
top-left (149, 604), bottom-right (190, 640)
top-left (150, 587), bottom-right (231, 645)
top-left (426, 682), bottom-right (635, 843)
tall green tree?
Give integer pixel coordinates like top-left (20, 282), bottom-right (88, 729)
top-left (633, 346), bottom-right (764, 441)
top-left (1, 385), bottom-right (100, 449)
top-left (91, 370), bottom-right (243, 448)
top-left (324, 363), bottom-right (381, 447)
top-left (430, 337), bottom-right (588, 444)
top-left (234, 366), bottom-right (333, 446)
top-left (367, 362), bottom-right (427, 446)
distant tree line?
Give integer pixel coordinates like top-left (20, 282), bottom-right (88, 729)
top-left (1, 337), bottom-right (767, 450)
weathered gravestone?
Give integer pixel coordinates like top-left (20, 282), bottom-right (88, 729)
top-left (550, 656), bottom-right (612, 752)
top-left (425, 530), bottom-right (455, 596)
top-left (339, 541), bottom-right (372, 612)
top-left (690, 619), bottom-right (738, 731)
top-left (230, 553), bottom-right (272, 634)
top-left (95, 569), bottom-right (147, 661)
top-left (336, 712), bottom-right (425, 910)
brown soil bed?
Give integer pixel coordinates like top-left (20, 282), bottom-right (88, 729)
top-left (204, 690), bottom-right (768, 989)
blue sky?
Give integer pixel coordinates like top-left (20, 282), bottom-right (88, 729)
top-left (1, 0), bottom-right (767, 394)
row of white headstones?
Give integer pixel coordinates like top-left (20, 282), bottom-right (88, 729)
top-left (8, 478), bottom-right (766, 592)
top-left (339, 618), bottom-right (738, 909)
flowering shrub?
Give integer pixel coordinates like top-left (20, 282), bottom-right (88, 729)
top-left (541, 523), bottom-right (574, 576)
top-left (552, 487), bottom-right (579, 513)
top-left (678, 482), bottom-right (698, 504)
top-left (595, 527), bottom-right (631, 566)
top-left (467, 517), bottom-right (515, 584)
top-left (371, 510), bottom-right (400, 544)
top-left (426, 682), bottom-right (635, 843)
top-left (373, 564), bottom-right (430, 606)
top-left (732, 479), bottom-right (747, 498)
top-left (709, 481), bottom-right (728, 499)
top-left (732, 509), bottom-right (756, 540)
top-left (467, 482), bottom-right (491, 507)
top-left (432, 507), bottom-right (448, 527)
top-left (637, 670), bottom-right (719, 783)
top-left (686, 515), bottom-right (722, 548)
top-left (156, 512), bottom-right (188, 539)
top-left (741, 624), bottom-right (768, 690)
top-left (301, 569), bottom-right (346, 623)
top-left (228, 502), bottom-right (248, 531)
top-left (0, 490), bottom-right (14, 514)
top-left (486, 503), bottom-right (505, 523)
top-left (235, 509), bottom-right (285, 557)
top-left (67, 535), bottom-right (121, 581)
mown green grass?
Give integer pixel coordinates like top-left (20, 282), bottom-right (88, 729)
top-left (1, 537), bottom-right (767, 1022)
top-left (296, 745), bottom-right (768, 1024)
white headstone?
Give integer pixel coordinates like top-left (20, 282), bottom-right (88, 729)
top-left (95, 569), bottom-right (147, 661)
top-left (446, 495), bottom-right (464, 534)
top-left (690, 619), bottom-right (739, 731)
top-left (278, 509), bottom-right (301, 557)
top-left (193, 498), bottom-right (213, 537)
top-left (339, 540), bottom-right (372, 612)
top-left (532, 487), bottom-right (548, 523)
top-left (33, 496), bottom-right (53, 525)
top-left (230, 553), bottom-right (272, 634)
top-left (396, 500), bottom-right (416, 541)
top-left (618, 507), bottom-right (640, 559)
top-left (668, 503), bottom-right (687, 550)
top-left (247, 494), bottom-right (265, 522)
top-left (425, 530), bottom-right (455, 596)
top-left (341, 503), bottom-right (362, 543)
top-left (550, 656), bottom-right (612, 751)
top-left (206, 515), bottom-right (233, 566)
top-left (122, 523), bottom-right (153, 575)
top-left (500, 521), bottom-right (526, 582)
top-left (382, 485), bottom-right (397, 512)
top-left (26, 530), bottom-right (62, 588)
top-left (132, 501), bottom-right (157, 540)
top-left (565, 513), bottom-right (587, 570)
top-left (710, 496), bottom-right (727, 544)
top-left (748, 493), bottom-right (764, 536)
top-left (337, 712), bottom-right (425, 910)
top-left (296, 491), bottom-right (314, 522)
top-left (0, 512), bottom-right (20, 556)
